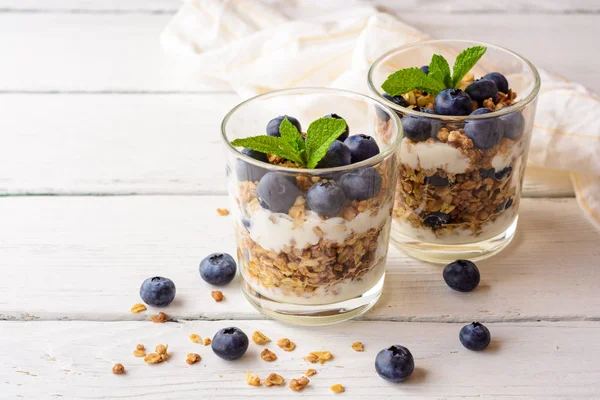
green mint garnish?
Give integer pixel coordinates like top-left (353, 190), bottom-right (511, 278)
top-left (230, 117), bottom-right (346, 169)
top-left (381, 45), bottom-right (487, 96)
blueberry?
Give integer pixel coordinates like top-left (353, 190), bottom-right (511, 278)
top-left (443, 259), bottom-right (480, 292)
top-left (344, 134), bottom-right (380, 163)
top-left (266, 115), bottom-right (302, 137)
top-left (500, 111), bottom-right (525, 140)
top-left (402, 115), bottom-right (433, 142)
top-left (316, 141), bottom-right (351, 168)
top-left (199, 253), bottom-right (237, 286)
top-left (307, 181), bottom-right (346, 217)
top-left (434, 88), bottom-right (473, 116)
top-left (483, 72), bottom-right (509, 94)
top-left (339, 167), bottom-right (382, 201)
top-left (423, 212), bottom-right (452, 229)
top-left (257, 172), bottom-right (301, 213)
top-left (424, 173), bottom-right (449, 186)
top-left (419, 65), bottom-right (429, 74)
top-left (494, 166), bottom-right (512, 180)
top-left (479, 168), bottom-right (495, 180)
top-left (323, 113), bottom-right (349, 141)
top-left (375, 345), bottom-right (415, 383)
top-left (212, 327), bottom-right (249, 360)
top-left (465, 79), bottom-right (498, 106)
top-left (140, 276), bottom-right (176, 307)
top-left (241, 218), bottom-right (251, 230)
top-left (383, 93), bottom-right (409, 108)
top-left (465, 108), bottom-right (503, 149)
top-left (505, 198), bottom-right (513, 209)
top-left (236, 148), bottom-right (269, 182)
top-left (459, 322), bottom-right (491, 351)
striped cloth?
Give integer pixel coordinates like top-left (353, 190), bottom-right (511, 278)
top-left (161, 0), bottom-right (600, 231)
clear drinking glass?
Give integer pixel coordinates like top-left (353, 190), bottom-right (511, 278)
top-left (368, 40), bottom-right (540, 263)
top-left (222, 88), bottom-right (401, 325)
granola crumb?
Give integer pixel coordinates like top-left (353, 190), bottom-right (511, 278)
top-left (189, 334), bottom-right (202, 344)
top-left (150, 312), bottom-right (167, 323)
top-left (304, 351), bottom-right (333, 364)
top-left (211, 291), bottom-right (224, 302)
top-left (203, 337), bottom-right (211, 346)
top-left (277, 338), bottom-right (296, 352)
top-left (252, 330), bottom-right (271, 345)
top-left (130, 303), bottom-right (147, 313)
top-left (289, 376), bottom-right (310, 391)
top-left (245, 371), bottom-right (261, 386)
top-left (112, 363), bottom-right (125, 375)
top-left (186, 353), bottom-right (201, 365)
top-left (216, 208), bottom-right (230, 216)
top-left (133, 349), bottom-right (146, 357)
top-left (351, 342), bottom-right (364, 352)
top-left (264, 373), bottom-right (285, 387)
top-left (136, 344), bottom-right (145, 351)
top-left (331, 384), bottom-right (345, 394)
top-left (156, 344), bottom-right (168, 355)
top-left (260, 348), bottom-right (277, 362)
top-left (144, 353), bottom-right (162, 364)
top-left (305, 369), bottom-right (317, 377)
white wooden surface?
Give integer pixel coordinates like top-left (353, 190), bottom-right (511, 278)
top-left (2, 1), bottom-right (600, 398)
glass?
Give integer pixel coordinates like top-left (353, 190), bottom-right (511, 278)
top-left (368, 40), bottom-right (540, 263)
top-left (222, 88), bottom-right (401, 325)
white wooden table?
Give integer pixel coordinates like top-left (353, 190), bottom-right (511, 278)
top-left (2, 1), bottom-right (600, 398)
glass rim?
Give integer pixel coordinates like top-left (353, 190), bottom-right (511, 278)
top-left (221, 87), bottom-right (402, 175)
top-left (367, 39), bottom-right (541, 121)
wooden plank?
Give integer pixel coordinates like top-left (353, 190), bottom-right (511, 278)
top-left (1, 196), bottom-right (598, 322)
top-left (0, 94), bottom-right (573, 196)
top-left (3, 320), bottom-right (600, 399)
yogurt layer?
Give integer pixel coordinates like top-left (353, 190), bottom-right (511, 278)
top-left (400, 138), bottom-right (470, 174)
top-left (491, 141), bottom-right (523, 171)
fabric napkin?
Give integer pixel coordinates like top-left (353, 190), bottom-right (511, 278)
top-left (161, 0), bottom-right (600, 232)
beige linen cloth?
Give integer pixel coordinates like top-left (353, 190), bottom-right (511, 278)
top-left (161, 0), bottom-right (600, 231)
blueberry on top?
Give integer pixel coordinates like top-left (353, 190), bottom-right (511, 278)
top-left (459, 322), bottom-right (491, 351)
top-left (383, 93), bottom-right (409, 108)
top-left (402, 114), bottom-right (433, 142)
top-left (323, 113), bottom-right (350, 141)
top-left (464, 108), bottom-right (503, 149)
top-left (419, 65), bottom-right (430, 74)
top-left (344, 134), bottom-right (380, 163)
top-left (266, 115), bottom-right (302, 137)
top-left (500, 110), bottom-right (525, 140)
top-left (140, 276), bottom-right (176, 307)
top-left (199, 253), bottom-right (237, 286)
top-left (236, 148), bottom-right (269, 182)
top-left (434, 88), bottom-right (473, 116)
top-left (316, 141), bottom-right (352, 168)
top-left (483, 72), bottom-right (509, 93)
top-left (465, 79), bottom-right (498, 106)
top-left (257, 172), bottom-right (301, 213)
top-left (374, 345), bottom-right (415, 383)
top-left (212, 327), bottom-right (249, 360)
top-left (339, 167), bottom-right (382, 201)
top-left (443, 259), bottom-right (480, 292)
top-left (307, 181), bottom-right (346, 217)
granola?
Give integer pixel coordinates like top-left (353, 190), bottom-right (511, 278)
top-left (351, 342), bottom-right (364, 352)
top-left (216, 208), bottom-right (230, 216)
top-left (211, 291), bottom-right (224, 302)
top-left (144, 344), bottom-right (169, 364)
top-left (264, 373), bottom-right (285, 387)
top-left (189, 334), bottom-right (201, 344)
top-left (245, 371), bottom-right (261, 386)
top-left (277, 338), bottom-right (296, 352)
top-left (289, 376), bottom-right (310, 391)
top-left (203, 338), bottom-right (211, 346)
top-left (130, 303), bottom-right (147, 313)
top-left (304, 351), bottom-right (333, 364)
top-left (133, 349), bottom-right (146, 357)
top-left (186, 353), bottom-right (201, 365)
top-left (260, 348), bottom-right (277, 362)
top-left (112, 363), bottom-right (125, 375)
top-left (305, 369), bottom-right (317, 377)
top-left (252, 330), bottom-right (271, 345)
top-left (150, 312), bottom-right (167, 323)
top-left (331, 384), bottom-right (345, 394)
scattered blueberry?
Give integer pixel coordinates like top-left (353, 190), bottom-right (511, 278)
top-left (323, 113), bottom-right (350, 141)
top-left (307, 181), bottom-right (346, 217)
top-left (424, 173), bottom-right (450, 186)
top-left (494, 166), bottom-right (512, 180)
top-left (465, 79), bottom-right (498, 106)
top-left (443, 259), bottom-right (480, 292)
top-left (500, 110), bottom-right (525, 140)
top-left (236, 148), bottom-right (268, 182)
top-left (344, 134), bottom-right (380, 163)
top-left (339, 167), bottom-right (382, 201)
top-left (375, 345), bottom-right (415, 383)
top-left (505, 198), bottom-right (514, 209)
top-left (199, 253), bottom-right (237, 286)
top-left (266, 115), bottom-right (302, 137)
top-left (434, 88), bottom-right (473, 116)
top-left (459, 322), bottom-right (491, 351)
top-left (423, 212), bottom-right (452, 229)
top-left (419, 65), bottom-right (430, 74)
top-left (483, 72), bottom-right (509, 93)
top-left (464, 108), bottom-right (503, 149)
top-left (257, 172), bottom-right (301, 213)
top-left (212, 327), bottom-right (249, 360)
top-left (140, 276), bottom-right (176, 307)
top-left (316, 141), bottom-right (352, 168)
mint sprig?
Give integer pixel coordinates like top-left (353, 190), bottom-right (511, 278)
top-left (381, 46), bottom-right (487, 96)
top-left (231, 117), bottom-right (347, 169)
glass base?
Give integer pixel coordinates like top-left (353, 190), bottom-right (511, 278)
top-left (242, 274), bottom-right (385, 326)
top-left (391, 217), bottom-right (518, 264)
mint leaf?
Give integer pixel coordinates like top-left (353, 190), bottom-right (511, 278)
top-left (279, 117), bottom-right (306, 164)
top-left (305, 118), bottom-right (346, 169)
top-left (231, 135), bottom-right (305, 166)
top-left (428, 54), bottom-right (452, 88)
top-left (451, 46), bottom-right (487, 88)
top-left (381, 67), bottom-right (446, 96)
